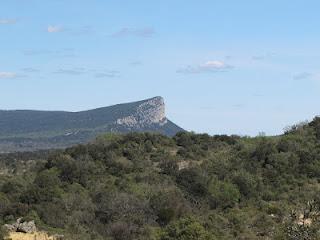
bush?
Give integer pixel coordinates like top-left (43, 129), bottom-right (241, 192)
top-left (208, 180), bottom-right (240, 209)
top-left (177, 168), bottom-right (208, 197)
top-left (159, 217), bottom-right (215, 240)
top-left (150, 189), bottom-right (189, 226)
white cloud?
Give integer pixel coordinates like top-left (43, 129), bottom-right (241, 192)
top-left (0, 72), bottom-right (17, 79)
top-left (47, 25), bottom-right (64, 33)
top-left (200, 61), bottom-right (232, 70)
top-left (0, 19), bottom-right (17, 25)
top-left (178, 61), bottom-right (234, 74)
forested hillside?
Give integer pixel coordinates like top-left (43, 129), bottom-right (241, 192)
top-left (1, 117), bottom-right (320, 239)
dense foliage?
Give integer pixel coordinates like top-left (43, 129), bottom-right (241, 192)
top-left (2, 117), bottom-right (320, 239)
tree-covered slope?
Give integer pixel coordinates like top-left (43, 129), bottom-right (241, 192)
top-left (1, 118), bottom-right (320, 239)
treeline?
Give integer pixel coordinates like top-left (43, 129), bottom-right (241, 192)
top-left (1, 118), bottom-right (320, 239)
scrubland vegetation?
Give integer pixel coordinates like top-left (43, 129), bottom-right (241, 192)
top-left (2, 118), bottom-right (320, 239)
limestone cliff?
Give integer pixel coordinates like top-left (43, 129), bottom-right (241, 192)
top-left (116, 96), bottom-right (168, 127)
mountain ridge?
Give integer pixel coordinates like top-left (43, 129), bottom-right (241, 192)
top-left (0, 96), bottom-right (184, 152)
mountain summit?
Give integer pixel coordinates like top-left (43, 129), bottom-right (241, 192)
top-left (0, 97), bottom-right (183, 152)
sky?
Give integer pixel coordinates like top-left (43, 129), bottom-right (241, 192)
top-left (1, 0), bottom-right (320, 136)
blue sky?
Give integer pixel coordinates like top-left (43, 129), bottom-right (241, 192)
top-left (1, 0), bottom-right (320, 136)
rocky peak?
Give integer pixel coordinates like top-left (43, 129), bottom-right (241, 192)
top-left (116, 96), bottom-right (167, 127)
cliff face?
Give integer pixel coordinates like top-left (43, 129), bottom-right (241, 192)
top-left (116, 96), bottom-right (167, 127)
top-left (0, 97), bottom-right (184, 152)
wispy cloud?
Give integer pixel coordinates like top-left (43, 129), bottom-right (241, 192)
top-left (0, 19), bottom-right (17, 25)
top-left (130, 61), bottom-right (143, 66)
top-left (252, 55), bottom-right (265, 61)
top-left (0, 72), bottom-right (17, 79)
top-left (55, 48), bottom-right (76, 58)
top-left (94, 71), bottom-right (119, 78)
top-left (47, 25), bottom-right (64, 33)
top-left (72, 26), bottom-right (94, 35)
top-left (23, 48), bottom-right (76, 58)
top-left (112, 27), bottom-right (155, 38)
top-left (293, 72), bottom-right (313, 80)
top-left (47, 25), bottom-right (95, 36)
top-left (53, 68), bottom-right (86, 75)
top-left (233, 104), bottom-right (245, 109)
top-left (23, 49), bottom-right (51, 56)
top-left (252, 93), bottom-right (264, 97)
top-left (177, 61), bottom-right (234, 74)
top-left (52, 67), bottom-right (119, 78)
top-left (21, 68), bottom-right (40, 73)
top-left (251, 52), bottom-right (277, 61)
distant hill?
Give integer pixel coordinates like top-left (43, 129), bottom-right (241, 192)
top-left (0, 97), bottom-right (184, 152)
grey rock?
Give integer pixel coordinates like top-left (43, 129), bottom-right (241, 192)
top-left (17, 220), bottom-right (37, 233)
top-left (4, 223), bottom-right (16, 232)
top-left (52, 234), bottom-right (64, 240)
top-left (116, 96), bottom-right (167, 127)
top-left (4, 218), bottom-right (37, 233)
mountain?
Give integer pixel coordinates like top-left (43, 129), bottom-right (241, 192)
top-left (0, 96), bottom-right (184, 152)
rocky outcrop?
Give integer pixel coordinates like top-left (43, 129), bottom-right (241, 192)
top-left (52, 234), bottom-right (65, 240)
top-left (4, 219), bottom-right (64, 240)
top-left (116, 96), bottom-right (168, 128)
top-left (4, 218), bottom-right (37, 233)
